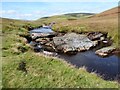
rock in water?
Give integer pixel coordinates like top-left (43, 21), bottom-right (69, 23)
top-left (53, 33), bottom-right (98, 54)
top-left (87, 32), bottom-right (107, 41)
top-left (36, 38), bottom-right (50, 45)
top-left (43, 51), bottom-right (58, 56)
top-left (95, 46), bottom-right (116, 57)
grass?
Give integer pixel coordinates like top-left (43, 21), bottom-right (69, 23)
top-left (2, 52), bottom-right (119, 88)
top-left (1, 9), bottom-right (120, 88)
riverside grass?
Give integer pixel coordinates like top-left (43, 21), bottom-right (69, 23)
top-left (2, 32), bottom-right (119, 88)
top-left (1, 11), bottom-right (120, 88)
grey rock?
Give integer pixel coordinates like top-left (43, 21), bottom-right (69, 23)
top-left (36, 38), bottom-right (50, 45)
top-left (30, 32), bottom-right (56, 39)
top-left (95, 46), bottom-right (116, 57)
top-left (42, 41), bottom-right (56, 52)
top-left (87, 32), bottom-right (107, 41)
top-left (43, 50), bottom-right (58, 56)
top-left (53, 33), bottom-right (98, 54)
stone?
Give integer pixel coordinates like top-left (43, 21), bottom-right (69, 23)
top-left (95, 46), bottom-right (116, 57)
top-left (100, 37), bottom-right (105, 41)
top-left (36, 38), bottom-right (50, 45)
top-left (30, 28), bottom-right (56, 39)
top-left (87, 32), bottom-right (107, 41)
top-left (53, 33), bottom-right (98, 54)
top-left (42, 41), bottom-right (56, 52)
top-left (43, 51), bottom-right (58, 56)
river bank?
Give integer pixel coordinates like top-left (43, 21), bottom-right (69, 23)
top-left (27, 27), bottom-right (120, 82)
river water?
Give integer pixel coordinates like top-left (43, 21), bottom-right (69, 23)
top-left (30, 28), bottom-right (120, 81)
top-left (59, 49), bottom-right (120, 81)
top-left (30, 27), bottom-right (53, 33)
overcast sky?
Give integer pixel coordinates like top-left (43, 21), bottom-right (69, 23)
top-left (1, 2), bottom-right (118, 20)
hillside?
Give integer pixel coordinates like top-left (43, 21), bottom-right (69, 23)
top-left (35, 13), bottom-right (94, 24)
top-left (1, 7), bottom-right (120, 88)
top-left (39, 13), bottom-right (94, 20)
top-left (94, 7), bottom-right (119, 18)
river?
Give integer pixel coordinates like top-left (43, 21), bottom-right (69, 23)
top-left (59, 49), bottom-right (120, 81)
top-left (30, 27), bottom-right (120, 81)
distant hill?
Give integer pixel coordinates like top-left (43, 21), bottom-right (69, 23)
top-left (1, 17), bottom-right (29, 25)
top-left (41, 13), bottom-right (94, 18)
top-left (38, 13), bottom-right (95, 22)
top-left (93, 7), bottom-right (119, 18)
top-left (64, 13), bottom-right (95, 17)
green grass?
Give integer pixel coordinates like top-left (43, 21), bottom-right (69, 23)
top-left (1, 13), bottom-right (120, 88)
top-left (2, 52), bottom-right (119, 88)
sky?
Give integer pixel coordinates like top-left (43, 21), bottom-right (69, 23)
top-left (1, 2), bottom-right (118, 20)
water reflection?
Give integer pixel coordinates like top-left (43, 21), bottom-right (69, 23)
top-left (59, 50), bottom-right (120, 81)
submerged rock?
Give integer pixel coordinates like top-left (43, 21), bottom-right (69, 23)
top-left (95, 46), bottom-right (116, 57)
top-left (53, 33), bottom-right (98, 54)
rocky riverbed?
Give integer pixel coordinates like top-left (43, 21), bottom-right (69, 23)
top-left (29, 28), bottom-right (119, 57)
top-left (28, 28), bottom-right (120, 81)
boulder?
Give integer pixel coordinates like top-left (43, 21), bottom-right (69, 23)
top-left (62, 45), bottom-right (78, 54)
top-left (31, 33), bottom-right (53, 39)
top-left (30, 28), bottom-right (56, 39)
top-left (95, 46), bottom-right (116, 57)
top-left (43, 51), bottom-right (58, 56)
top-left (36, 38), bottom-right (50, 45)
top-left (42, 41), bottom-right (56, 52)
top-left (87, 32), bottom-right (107, 41)
top-left (112, 49), bottom-right (120, 54)
top-left (53, 33), bottom-right (98, 54)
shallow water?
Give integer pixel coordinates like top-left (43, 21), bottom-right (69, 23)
top-left (30, 27), bottom-right (53, 33)
top-left (59, 50), bottom-right (120, 81)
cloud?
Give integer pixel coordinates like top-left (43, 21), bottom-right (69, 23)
top-left (19, 13), bottom-right (33, 17)
top-left (1, 10), bottom-right (17, 14)
top-left (34, 11), bottom-right (44, 14)
top-left (16, 13), bottom-right (33, 20)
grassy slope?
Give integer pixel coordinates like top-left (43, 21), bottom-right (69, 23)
top-left (1, 8), bottom-right (120, 88)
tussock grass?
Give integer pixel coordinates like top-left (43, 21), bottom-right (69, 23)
top-left (1, 10), bottom-right (120, 88)
top-left (2, 51), bottom-right (119, 88)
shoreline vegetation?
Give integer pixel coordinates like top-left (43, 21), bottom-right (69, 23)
top-left (1, 7), bottom-right (120, 88)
